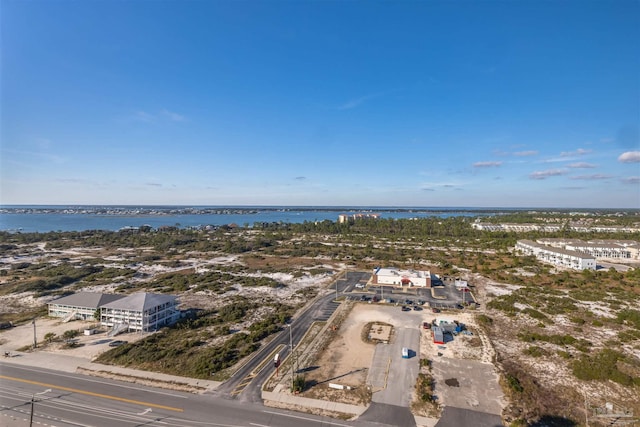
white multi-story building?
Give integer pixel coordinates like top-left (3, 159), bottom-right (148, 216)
top-left (338, 213), bottom-right (381, 224)
top-left (535, 238), bottom-right (639, 260)
top-left (100, 293), bottom-right (180, 333)
top-left (48, 292), bottom-right (181, 332)
top-left (48, 292), bottom-right (125, 321)
top-left (473, 222), bottom-right (640, 233)
top-left (515, 240), bottom-right (596, 270)
top-left (371, 267), bottom-right (432, 287)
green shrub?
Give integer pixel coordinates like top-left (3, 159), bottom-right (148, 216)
top-left (571, 349), bottom-right (637, 386)
top-left (523, 308), bottom-right (550, 323)
top-left (505, 373), bottom-right (523, 393)
top-left (524, 346), bottom-right (548, 357)
top-left (292, 375), bottom-right (305, 393)
top-left (476, 314), bottom-right (493, 326)
top-left (617, 309), bottom-right (640, 329)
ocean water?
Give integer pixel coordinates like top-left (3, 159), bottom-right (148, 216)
top-left (0, 206), bottom-right (495, 233)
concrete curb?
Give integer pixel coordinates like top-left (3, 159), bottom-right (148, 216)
top-left (77, 362), bottom-right (221, 393)
top-left (262, 390), bottom-right (367, 416)
top-left (0, 349), bottom-right (220, 394)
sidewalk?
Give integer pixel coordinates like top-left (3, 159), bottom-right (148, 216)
top-left (1, 349), bottom-right (220, 393)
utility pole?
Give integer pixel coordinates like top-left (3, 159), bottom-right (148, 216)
top-left (29, 389), bottom-right (50, 427)
top-left (29, 396), bottom-right (34, 427)
top-left (289, 324), bottom-right (294, 392)
top-left (32, 319), bottom-right (37, 349)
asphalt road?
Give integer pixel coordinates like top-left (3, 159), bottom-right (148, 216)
top-left (216, 271), bottom-right (370, 402)
top-left (1, 363), bottom-right (369, 427)
top-left (434, 407), bottom-right (503, 427)
top-left (0, 271), bottom-right (500, 427)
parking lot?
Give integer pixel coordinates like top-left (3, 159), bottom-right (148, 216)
top-left (369, 326), bottom-right (420, 407)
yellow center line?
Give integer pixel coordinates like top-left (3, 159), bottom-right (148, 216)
top-left (0, 374), bottom-right (183, 413)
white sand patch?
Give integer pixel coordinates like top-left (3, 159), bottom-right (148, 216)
top-left (484, 283), bottom-right (521, 297)
top-left (80, 283), bottom-right (121, 293)
top-left (0, 292), bottom-right (44, 313)
top-left (576, 301), bottom-right (617, 319)
top-left (230, 272), bottom-right (332, 300)
top-left (552, 315), bottom-right (573, 327)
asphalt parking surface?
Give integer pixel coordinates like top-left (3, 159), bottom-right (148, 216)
top-left (431, 357), bottom-right (504, 415)
top-left (435, 407), bottom-right (503, 427)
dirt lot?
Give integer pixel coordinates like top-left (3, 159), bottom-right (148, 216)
top-left (0, 317), bottom-right (148, 361)
top-left (285, 301), bottom-right (504, 415)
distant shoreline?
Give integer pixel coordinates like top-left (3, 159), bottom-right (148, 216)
top-left (1, 205), bottom-right (635, 216)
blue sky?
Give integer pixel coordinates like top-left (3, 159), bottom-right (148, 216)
top-left (2, 0), bottom-right (639, 208)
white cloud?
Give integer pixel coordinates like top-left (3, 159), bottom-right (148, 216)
top-left (567, 162), bottom-right (597, 169)
top-left (34, 137), bottom-right (52, 149)
top-left (570, 174), bottom-right (612, 180)
top-left (621, 176), bottom-right (640, 184)
top-left (338, 92), bottom-right (384, 110)
top-left (529, 169), bottom-right (568, 180)
top-left (161, 109), bottom-right (186, 122)
top-left (4, 148), bottom-right (66, 164)
top-left (618, 151), bottom-right (640, 163)
top-left (473, 161), bottom-right (502, 168)
top-left (513, 150), bottom-right (538, 157)
top-left (560, 148), bottom-right (591, 157)
top-left (132, 109), bottom-right (187, 123)
top-left (134, 111), bottom-right (156, 122)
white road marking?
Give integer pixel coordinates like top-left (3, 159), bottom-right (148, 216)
top-left (2, 364), bottom-right (188, 398)
top-left (262, 410), bottom-right (352, 426)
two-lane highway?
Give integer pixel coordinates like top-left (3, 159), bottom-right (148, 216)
top-left (0, 363), bottom-right (370, 427)
top-left (216, 271), bottom-right (370, 402)
top-left (1, 272), bottom-right (400, 427)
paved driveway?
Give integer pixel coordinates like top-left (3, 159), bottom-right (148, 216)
top-left (435, 407), bottom-right (503, 427)
top-left (431, 357), bottom-right (504, 415)
top-left (369, 327), bottom-right (420, 407)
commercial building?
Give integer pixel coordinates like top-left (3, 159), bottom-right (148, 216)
top-left (371, 267), bottom-right (432, 287)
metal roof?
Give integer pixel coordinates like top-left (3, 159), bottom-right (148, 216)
top-left (48, 292), bottom-right (125, 309)
top-left (100, 292), bottom-right (177, 312)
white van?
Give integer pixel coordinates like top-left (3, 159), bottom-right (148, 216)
top-left (402, 347), bottom-right (409, 358)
